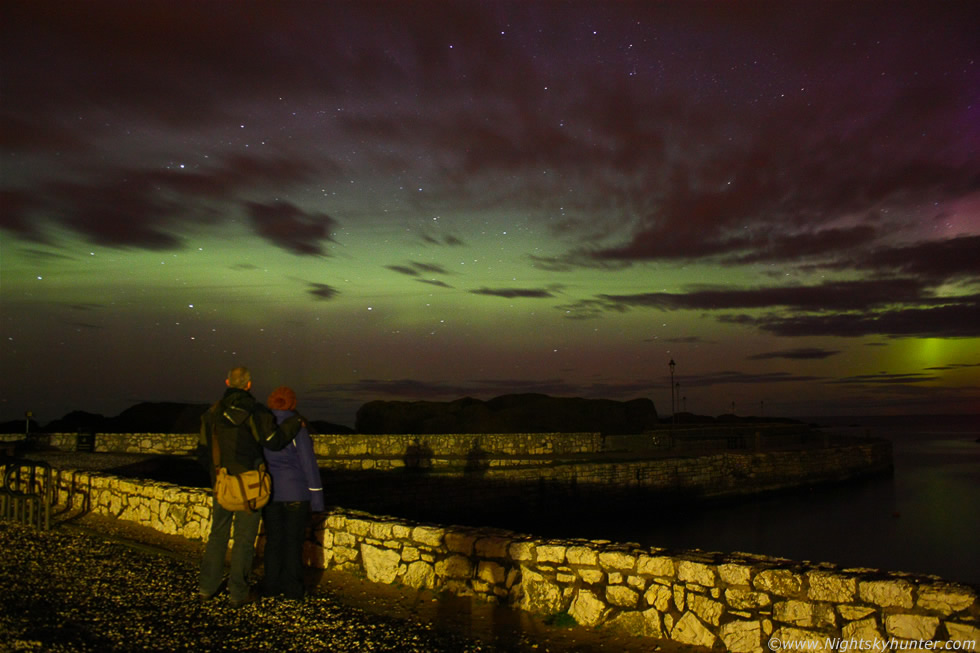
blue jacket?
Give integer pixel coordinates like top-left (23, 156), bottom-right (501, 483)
top-left (266, 409), bottom-right (324, 511)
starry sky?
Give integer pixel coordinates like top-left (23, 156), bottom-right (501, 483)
top-left (1, 1), bottom-right (978, 428)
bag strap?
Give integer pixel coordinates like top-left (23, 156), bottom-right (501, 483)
top-left (234, 473), bottom-right (255, 512)
top-left (247, 414), bottom-right (261, 443)
top-left (210, 413), bottom-right (222, 472)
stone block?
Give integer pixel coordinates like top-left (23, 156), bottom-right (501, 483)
top-left (474, 536), bottom-right (512, 559)
top-left (606, 585), bottom-right (639, 608)
top-left (435, 554), bottom-right (473, 580)
top-left (725, 587), bottom-right (772, 610)
top-left (916, 583), bottom-right (976, 614)
top-left (368, 521), bottom-right (394, 540)
top-left (520, 568), bottom-right (565, 615)
top-left (677, 560), bottom-right (716, 587)
top-left (361, 543), bottom-right (401, 584)
top-left (770, 627), bottom-right (831, 653)
top-left (719, 619), bottom-right (761, 653)
top-left (671, 612), bottom-right (716, 649)
top-left (509, 541), bottom-right (534, 561)
top-left (688, 593), bottom-right (723, 626)
top-left (754, 569), bottom-right (803, 597)
top-left (412, 525), bottom-right (445, 547)
top-left (334, 532), bottom-right (356, 548)
top-left (607, 608), bottom-right (663, 639)
top-left (837, 605), bottom-right (875, 621)
top-left (566, 546), bottom-right (598, 566)
top-left (403, 560), bottom-right (436, 590)
top-left (842, 616), bottom-right (884, 644)
top-left (608, 571), bottom-right (623, 584)
top-left (645, 584), bottom-right (672, 612)
top-left (569, 589), bottom-right (609, 628)
top-left (884, 613), bottom-right (938, 640)
top-left (477, 561), bottom-right (505, 585)
top-left (346, 518), bottom-right (372, 536)
top-left (599, 550), bottom-right (636, 571)
top-left (947, 622), bottom-right (980, 645)
top-left (537, 544), bottom-right (567, 564)
top-left (773, 600), bottom-right (835, 629)
top-left (636, 554), bottom-right (675, 578)
top-left (859, 579), bottom-right (913, 608)
top-left (807, 571), bottom-right (857, 603)
top-left (674, 585), bottom-right (685, 611)
top-left (401, 546), bottom-right (420, 562)
top-left (332, 545), bottom-right (358, 564)
top-left (578, 568), bottom-right (604, 584)
top-left (719, 562), bottom-right (753, 586)
top-left (445, 532), bottom-right (477, 555)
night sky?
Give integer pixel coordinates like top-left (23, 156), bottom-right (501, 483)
top-left (2, 1), bottom-right (978, 428)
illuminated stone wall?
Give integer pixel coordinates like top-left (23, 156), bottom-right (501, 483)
top-left (37, 431), bottom-right (603, 458)
top-left (3, 461), bottom-right (976, 652)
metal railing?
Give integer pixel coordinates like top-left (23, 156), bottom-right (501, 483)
top-left (1, 460), bottom-right (53, 530)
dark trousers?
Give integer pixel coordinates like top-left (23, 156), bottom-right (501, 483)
top-left (262, 500), bottom-right (310, 599)
top-left (199, 500), bottom-right (262, 602)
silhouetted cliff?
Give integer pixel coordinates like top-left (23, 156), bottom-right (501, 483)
top-left (355, 393), bottom-right (659, 434)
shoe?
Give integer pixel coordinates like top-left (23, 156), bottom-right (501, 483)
top-left (229, 591), bottom-right (258, 608)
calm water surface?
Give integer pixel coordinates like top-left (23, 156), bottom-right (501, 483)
top-left (567, 415), bottom-right (980, 585)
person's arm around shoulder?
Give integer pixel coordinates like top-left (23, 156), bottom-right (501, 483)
top-left (254, 404), bottom-right (304, 451)
top-left (296, 426), bottom-right (324, 512)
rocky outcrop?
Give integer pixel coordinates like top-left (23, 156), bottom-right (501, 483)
top-left (355, 394), bottom-right (659, 434)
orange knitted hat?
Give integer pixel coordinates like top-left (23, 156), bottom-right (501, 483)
top-left (267, 385), bottom-right (297, 410)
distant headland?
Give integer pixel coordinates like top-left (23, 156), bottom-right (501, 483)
top-left (0, 393), bottom-right (809, 436)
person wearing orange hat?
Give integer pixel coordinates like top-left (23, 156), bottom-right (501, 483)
top-left (261, 385), bottom-right (324, 600)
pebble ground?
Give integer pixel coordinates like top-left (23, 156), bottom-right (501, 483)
top-left (0, 520), bottom-right (525, 652)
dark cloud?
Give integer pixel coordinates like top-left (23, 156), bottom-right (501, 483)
top-left (306, 283), bottom-right (340, 301)
top-left (677, 371), bottom-right (827, 388)
top-left (470, 287), bottom-right (555, 299)
top-left (841, 234), bottom-right (980, 284)
top-left (724, 296), bottom-right (980, 339)
top-left (923, 363), bottom-right (980, 371)
top-left (422, 233), bottom-right (466, 247)
top-left (830, 372), bottom-right (939, 385)
top-left (387, 262), bottom-right (450, 277)
top-left (417, 279), bottom-right (453, 289)
top-left (411, 262), bottom-right (449, 275)
top-left (386, 265), bottom-right (420, 277)
top-left (16, 247), bottom-right (76, 262)
top-left (748, 348), bottom-right (841, 361)
top-left (246, 201), bottom-right (337, 256)
top-left (594, 279), bottom-right (929, 313)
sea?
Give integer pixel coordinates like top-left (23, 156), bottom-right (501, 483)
top-left (20, 412), bottom-right (977, 586)
top-left (564, 414), bottom-right (980, 586)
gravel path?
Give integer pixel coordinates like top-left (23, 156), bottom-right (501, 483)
top-left (0, 521), bottom-right (517, 653)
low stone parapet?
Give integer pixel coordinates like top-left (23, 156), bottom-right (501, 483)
top-left (2, 460), bottom-right (975, 652)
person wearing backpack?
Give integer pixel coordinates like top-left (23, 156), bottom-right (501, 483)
top-left (197, 366), bottom-right (302, 608)
top-left (261, 386), bottom-right (324, 600)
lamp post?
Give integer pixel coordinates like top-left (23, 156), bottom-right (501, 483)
top-left (669, 359), bottom-right (676, 425)
top-left (675, 383), bottom-right (680, 422)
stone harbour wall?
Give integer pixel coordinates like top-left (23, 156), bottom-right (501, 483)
top-left (41, 432), bottom-right (198, 455)
top-left (2, 460), bottom-right (976, 652)
top-left (35, 431), bottom-right (603, 459)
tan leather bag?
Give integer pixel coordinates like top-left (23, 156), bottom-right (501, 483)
top-left (214, 465), bottom-right (271, 512)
